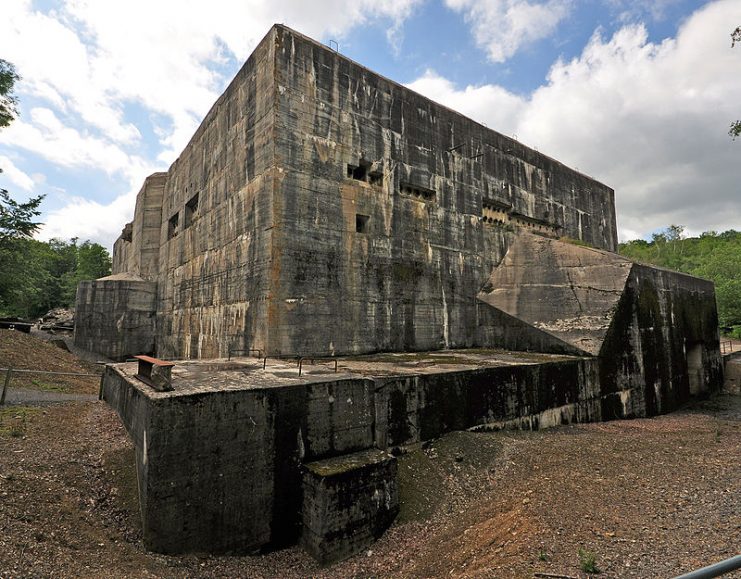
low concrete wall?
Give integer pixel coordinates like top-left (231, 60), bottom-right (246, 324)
top-left (101, 355), bottom-right (604, 554)
top-left (599, 265), bottom-right (723, 418)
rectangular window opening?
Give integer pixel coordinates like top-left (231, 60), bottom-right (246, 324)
top-left (400, 182), bottom-right (436, 202)
top-left (168, 212), bottom-right (180, 240)
top-left (368, 172), bottom-right (383, 186)
top-left (356, 214), bottom-right (370, 234)
top-left (348, 160), bottom-right (372, 182)
top-left (184, 192), bottom-right (200, 228)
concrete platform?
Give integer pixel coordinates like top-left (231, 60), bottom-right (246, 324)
top-left (102, 348), bottom-right (604, 556)
top-left (111, 348), bottom-right (585, 395)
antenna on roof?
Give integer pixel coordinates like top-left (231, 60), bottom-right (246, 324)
top-left (329, 40), bottom-right (339, 52)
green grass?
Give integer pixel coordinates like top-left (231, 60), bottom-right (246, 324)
top-left (31, 379), bottom-right (67, 392)
top-left (0, 406), bottom-right (39, 437)
top-left (578, 548), bottom-right (600, 574)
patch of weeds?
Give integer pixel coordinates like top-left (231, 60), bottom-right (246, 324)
top-left (0, 406), bottom-right (39, 437)
top-left (538, 550), bottom-right (549, 562)
top-left (578, 548), bottom-right (600, 574)
top-left (31, 379), bottom-right (66, 392)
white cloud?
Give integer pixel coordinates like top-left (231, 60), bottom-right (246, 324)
top-left (37, 190), bottom-right (138, 250)
top-left (405, 0), bottom-right (741, 240)
top-left (0, 0), bottom-right (424, 248)
top-left (0, 108), bottom-right (153, 181)
top-left (0, 155), bottom-right (34, 192)
top-left (407, 70), bottom-right (526, 135)
top-left (1, 0), bottom-right (425, 158)
top-left (445, 0), bottom-right (572, 62)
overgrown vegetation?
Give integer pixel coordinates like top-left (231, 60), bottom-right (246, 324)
top-left (619, 227), bottom-right (741, 337)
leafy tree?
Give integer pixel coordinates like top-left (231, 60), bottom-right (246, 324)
top-left (0, 59), bottom-right (19, 128)
top-left (0, 59), bottom-right (47, 317)
top-left (76, 240), bottom-right (113, 281)
top-left (0, 237), bottom-right (112, 318)
top-left (731, 27), bottom-right (741, 139)
top-left (0, 189), bottom-right (43, 243)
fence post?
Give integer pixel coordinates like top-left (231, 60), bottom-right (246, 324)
top-left (1, 368), bottom-right (11, 405)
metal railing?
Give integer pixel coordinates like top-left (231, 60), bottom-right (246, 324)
top-left (720, 340), bottom-right (734, 355)
top-left (227, 348), bottom-right (263, 361)
top-left (673, 554), bottom-right (741, 579)
top-left (224, 352), bottom-right (340, 377)
top-left (296, 356), bottom-right (338, 377)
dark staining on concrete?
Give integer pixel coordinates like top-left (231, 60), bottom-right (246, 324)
top-left (78, 24), bottom-right (724, 563)
top-left (301, 450), bottom-right (398, 564)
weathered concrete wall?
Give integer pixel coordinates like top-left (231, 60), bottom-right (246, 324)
top-left (269, 25), bottom-right (617, 356)
top-left (475, 235), bottom-right (723, 417)
top-left (101, 354), bottom-right (603, 554)
top-left (301, 450), bottom-right (398, 564)
top-left (74, 275), bottom-right (156, 361)
top-left (152, 27), bottom-right (279, 360)
top-left (477, 234), bottom-right (632, 355)
top-left (99, 23), bottom-right (722, 382)
top-left (599, 265), bottom-right (723, 418)
top-left (112, 174), bottom-right (167, 280)
top-left (723, 352), bottom-right (741, 394)
top-left (374, 359), bottom-right (601, 449)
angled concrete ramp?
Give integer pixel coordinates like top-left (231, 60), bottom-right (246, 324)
top-left (477, 233), bottom-right (632, 355)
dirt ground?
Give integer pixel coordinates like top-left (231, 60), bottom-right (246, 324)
top-left (0, 330), bottom-right (739, 578)
top-left (0, 329), bottom-right (101, 395)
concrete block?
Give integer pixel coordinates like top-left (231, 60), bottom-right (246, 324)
top-left (301, 449), bottom-right (398, 564)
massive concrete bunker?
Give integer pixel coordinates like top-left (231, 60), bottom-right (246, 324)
top-left (78, 24), bottom-right (723, 560)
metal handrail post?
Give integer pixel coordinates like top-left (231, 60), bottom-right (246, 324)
top-left (1, 367), bottom-right (11, 405)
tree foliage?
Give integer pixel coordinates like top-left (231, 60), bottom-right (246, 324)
top-left (0, 237), bottom-right (112, 318)
top-left (731, 27), bottom-right (741, 139)
top-left (0, 189), bottom-right (43, 242)
top-left (619, 227), bottom-right (741, 335)
top-left (0, 59), bottom-right (71, 317)
top-left (0, 59), bottom-right (19, 128)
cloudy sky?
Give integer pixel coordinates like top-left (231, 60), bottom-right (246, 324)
top-left (1, 0), bottom-right (739, 249)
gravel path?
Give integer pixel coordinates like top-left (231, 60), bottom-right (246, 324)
top-left (3, 387), bottom-right (98, 405)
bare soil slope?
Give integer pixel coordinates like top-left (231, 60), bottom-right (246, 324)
top-left (0, 329), bottom-right (100, 394)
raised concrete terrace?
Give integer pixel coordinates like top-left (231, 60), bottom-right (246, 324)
top-left (110, 348), bottom-right (586, 397)
top-left (101, 348), bottom-right (601, 555)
